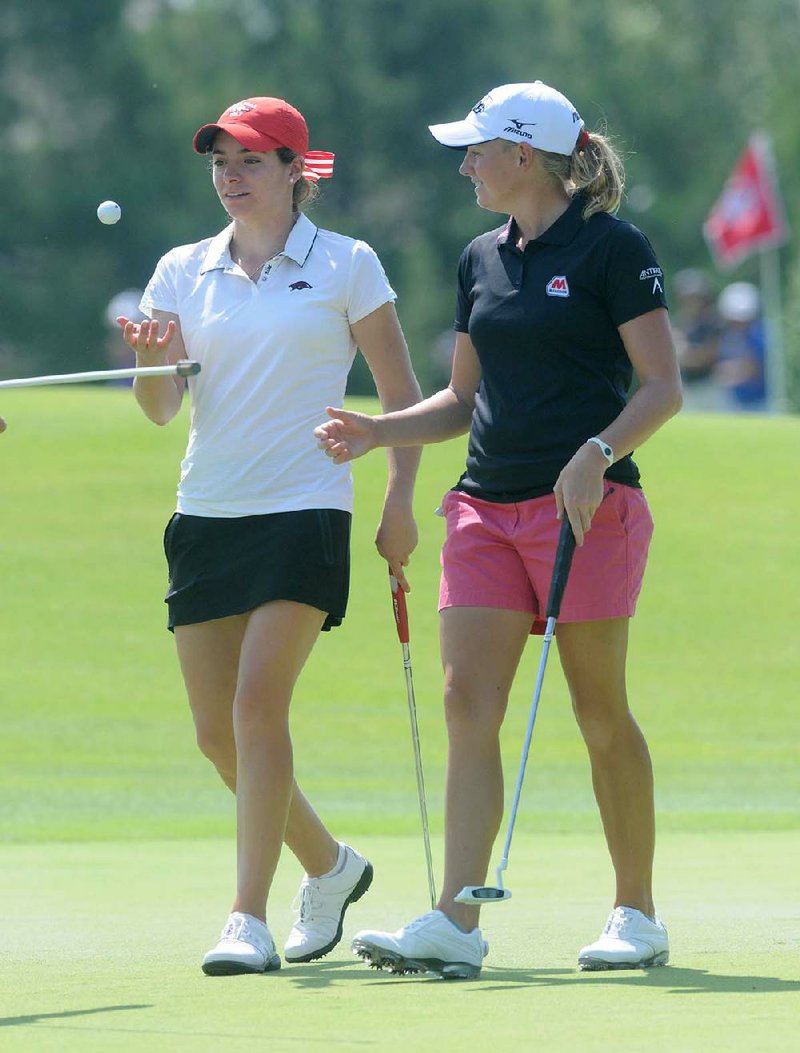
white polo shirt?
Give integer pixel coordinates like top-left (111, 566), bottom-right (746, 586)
top-left (139, 213), bottom-right (395, 517)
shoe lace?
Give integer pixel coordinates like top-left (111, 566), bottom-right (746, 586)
top-left (222, 915), bottom-right (248, 941)
top-left (403, 912), bottom-right (440, 934)
top-left (603, 907), bottom-right (636, 938)
top-left (292, 881), bottom-right (323, 923)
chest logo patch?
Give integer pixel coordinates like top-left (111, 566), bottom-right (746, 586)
top-left (289, 281), bottom-right (313, 291)
top-left (546, 275), bottom-right (570, 297)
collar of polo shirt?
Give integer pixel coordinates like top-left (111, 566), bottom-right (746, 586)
top-left (200, 213), bottom-right (318, 275)
top-left (498, 195), bottom-right (586, 251)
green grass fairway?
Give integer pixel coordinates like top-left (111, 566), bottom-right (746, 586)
top-left (1, 389), bottom-right (799, 1050)
top-left (1, 833), bottom-right (798, 1052)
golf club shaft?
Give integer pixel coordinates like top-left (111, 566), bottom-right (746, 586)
top-left (389, 570), bottom-right (437, 910)
top-left (0, 361), bottom-right (200, 389)
top-left (497, 517), bottom-right (577, 873)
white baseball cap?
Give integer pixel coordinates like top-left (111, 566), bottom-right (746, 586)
top-left (718, 282), bottom-right (760, 322)
top-left (429, 81), bottom-right (585, 155)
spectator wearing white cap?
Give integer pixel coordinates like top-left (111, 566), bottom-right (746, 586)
top-left (671, 268), bottom-right (726, 412)
top-left (317, 80), bottom-right (682, 977)
top-left (117, 95), bottom-right (422, 976)
top-left (714, 282), bottom-right (767, 411)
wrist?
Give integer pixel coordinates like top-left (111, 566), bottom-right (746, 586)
top-left (584, 436), bottom-right (614, 466)
top-left (135, 347), bottom-right (168, 365)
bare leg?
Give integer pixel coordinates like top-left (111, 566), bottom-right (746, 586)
top-left (437, 607), bottom-right (532, 931)
top-left (229, 601), bottom-right (326, 920)
top-left (175, 615), bottom-right (339, 883)
top-left (282, 785), bottom-right (340, 877)
top-left (556, 618), bottom-right (656, 918)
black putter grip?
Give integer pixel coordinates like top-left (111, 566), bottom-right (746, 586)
top-left (545, 517), bottom-right (577, 620)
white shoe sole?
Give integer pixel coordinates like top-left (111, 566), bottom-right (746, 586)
top-left (202, 953), bottom-right (281, 976)
top-left (352, 937), bottom-right (482, 980)
top-left (578, 949), bottom-right (669, 971)
top-left (284, 861), bottom-right (374, 964)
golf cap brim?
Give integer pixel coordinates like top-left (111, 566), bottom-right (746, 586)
top-left (428, 118), bottom-right (490, 149)
top-left (193, 123), bottom-right (285, 155)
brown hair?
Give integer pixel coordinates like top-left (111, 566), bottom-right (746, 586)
top-left (276, 146), bottom-right (319, 212)
top-left (537, 130), bottom-right (625, 219)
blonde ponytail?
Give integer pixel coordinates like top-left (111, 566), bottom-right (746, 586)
top-left (538, 130), bottom-right (625, 219)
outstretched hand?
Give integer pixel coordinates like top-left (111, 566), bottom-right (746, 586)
top-left (116, 316), bottom-right (176, 356)
top-left (315, 406), bottom-right (379, 464)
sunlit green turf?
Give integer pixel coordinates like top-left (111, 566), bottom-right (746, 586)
top-left (0, 832), bottom-right (798, 1052)
top-left (0, 390), bottom-right (798, 1050)
top-left (1, 391), bottom-right (798, 841)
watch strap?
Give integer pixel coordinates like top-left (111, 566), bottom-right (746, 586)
top-left (586, 436), bottom-right (614, 465)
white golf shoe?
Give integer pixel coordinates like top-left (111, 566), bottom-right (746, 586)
top-left (352, 910), bottom-right (488, 979)
top-left (201, 911), bottom-right (281, 976)
top-left (578, 906), bottom-right (669, 970)
top-left (284, 844), bottom-right (374, 963)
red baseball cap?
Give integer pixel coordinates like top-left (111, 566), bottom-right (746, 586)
top-left (193, 97), bottom-right (309, 156)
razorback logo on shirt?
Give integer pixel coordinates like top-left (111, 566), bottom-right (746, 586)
top-left (640, 266), bottom-right (664, 295)
top-left (289, 281), bottom-right (313, 291)
top-left (546, 275), bottom-right (570, 297)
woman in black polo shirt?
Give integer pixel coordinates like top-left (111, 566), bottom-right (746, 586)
top-left (317, 81), bottom-right (682, 978)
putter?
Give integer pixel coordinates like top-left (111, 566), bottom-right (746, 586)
top-left (455, 516), bottom-right (577, 905)
top-left (389, 568), bottom-right (437, 911)
top-left (0, 360), bottom-right (201, 389)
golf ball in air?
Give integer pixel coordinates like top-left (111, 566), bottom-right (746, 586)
top-left (97, 200), bottom-right (122, 225)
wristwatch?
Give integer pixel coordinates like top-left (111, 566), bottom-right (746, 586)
top-left (586, 436), bottom-right (614, 466)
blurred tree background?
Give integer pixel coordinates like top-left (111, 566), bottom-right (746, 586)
top-left (1, 0), bottom-right (798, 404)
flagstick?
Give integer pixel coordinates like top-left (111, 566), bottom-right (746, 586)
top-left (759, 246), bottom-right (787, 413)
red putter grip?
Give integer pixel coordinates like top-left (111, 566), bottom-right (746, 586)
top-left (389, 568), bottom-right (410, 644)
top-left (545, 517), bottom-right (577, 620)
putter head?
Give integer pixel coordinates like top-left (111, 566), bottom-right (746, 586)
top-left (454, 885), bottom-right (512, 904)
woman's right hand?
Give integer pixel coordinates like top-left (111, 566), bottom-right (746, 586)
top-left (315, 407), bottom-right (379, 463)
top-left (116, 316), bottom-right (176, 361)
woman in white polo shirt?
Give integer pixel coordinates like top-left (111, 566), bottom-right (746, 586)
top-left (117, 96), bottom-right (422, 976)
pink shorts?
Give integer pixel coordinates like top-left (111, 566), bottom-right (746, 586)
top-left (438, 483), bottom-right (654, 633)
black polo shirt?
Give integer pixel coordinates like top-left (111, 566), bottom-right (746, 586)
top-left (453, 194), bottom-right (668, 502)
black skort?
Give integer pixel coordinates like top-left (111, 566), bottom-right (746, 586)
top-left (163, 509), bottom-right (351, 632)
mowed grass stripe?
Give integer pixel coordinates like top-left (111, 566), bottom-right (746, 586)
top-left (1, 390), bottom-right (798, 841)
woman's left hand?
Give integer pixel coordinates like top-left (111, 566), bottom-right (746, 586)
top-left (375, 501), bottom-right (418, 592)
top-left (553, 444), bottom-right (608, 546)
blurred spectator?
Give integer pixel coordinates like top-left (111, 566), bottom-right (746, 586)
top-left (671, 268), bottom-right (725, 411)
top-left (714, 282), bottom-right (767, 412)
top-left (104, 289), bottom-right (145, 380)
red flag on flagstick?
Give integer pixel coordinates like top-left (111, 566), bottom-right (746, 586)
top-left (703, 133), bottom-right (790, 270)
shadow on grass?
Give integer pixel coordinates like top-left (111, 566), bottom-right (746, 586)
top-left (321, 964), bottom-right (800, 994)
top-left (278, 959), bottom-right (369, 988)
top-left (0, 1004), bottom-right (152, 1028)
top-left (478, 966), bottom-right (800, 994)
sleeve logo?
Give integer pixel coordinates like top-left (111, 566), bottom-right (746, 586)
top-left (546, 275), bottom-right (570, 297)
top-left (639, 266), bottom-right (663, 295)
